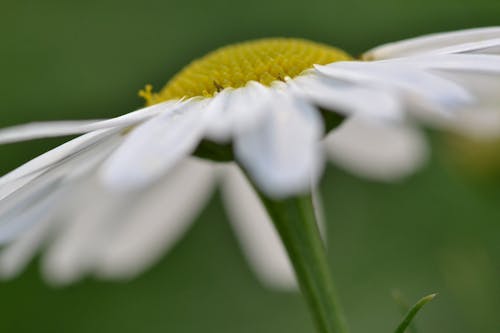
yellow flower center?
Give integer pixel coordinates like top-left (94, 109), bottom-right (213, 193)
top-left (140, 38), bottom-right (352, 105)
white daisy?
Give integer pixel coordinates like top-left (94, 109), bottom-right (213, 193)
top-left (0, 27), bottom-right (499, 288)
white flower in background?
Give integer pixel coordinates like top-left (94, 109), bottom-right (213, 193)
top-left (0, 27), bottom-right (499, 288)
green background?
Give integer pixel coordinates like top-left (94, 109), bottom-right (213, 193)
top-left (0, 0), bottom-right (499, 332)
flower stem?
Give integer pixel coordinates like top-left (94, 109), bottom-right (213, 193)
top-left (255, 191), bottom-right (348, 333)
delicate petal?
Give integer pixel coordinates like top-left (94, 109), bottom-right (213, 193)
top-left (365, 26), bottom-right (500, 60)
top-left (291, 73), bottom-right (403, 120)
top-left (0, 100), bottom-right (177, 144)
top-left (0, 132), bottom-right (121, 246)
top-left (427, 70), bottom-right (500, 139)
top-left (220, 163), bottom-right (296, 289)
top-left (41, 176), bottom-right (124, 285)
top-left (316, 61), bottom-right (474, 113)
top-left (387, 54), bottom-right (500, 73)
top-left (0, 210), bottom-right (55, 279)
top-left (204, 82), bottom-right (272, 142)
top-left (100, 100), bottom-right (209, 191)
top-left (427, 38), bottom-right (500, 56)
top-left (324, 116), bottom-right (429, 181)
top-left (0, 128), bottom-right (120, 188)
top-left (234, 91), bottom-right (324, 198)
top-left (0, 180), bottom-right (62, 245)
top-left (42, 157), bottom-right (214, 284)
top-left (0, 172), bottom-right (42, 202)
top-left (377, 55), bottom-right (500, 137)
top-left (95, 157), bottom-right (215, 279)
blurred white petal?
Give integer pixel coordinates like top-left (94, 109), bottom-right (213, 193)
top-left (0, 180), bottom-right (62, 245)
top-left (94, 157), bottom-right (215, 279)
top-left (0, 100), bottom-right (177, 144)
top-left (387, 54), bottom-right (500, 73)
top-left (291, 73), bottom-right (403, 120)
top-left (365, 26), bottom-right (500, 60)
top-left (0, 215), bottom-right (54, 279)
top-left (428, 38), bottom-right (500, 56)
top-left (205, 82), bottom-right (272, 142)
top-left (220, 163), bottom-right (296, 289)
top-left (0, 128), bottom-right (120, 188)
top-left (390, 59), bottom-right (500, 138)
top-left (0, 133), bottom-right (121, 245)
top-left (234, 92), bottom-right (324, 198)
top-left (325, 117), bottom-right (428, 181)
top-left (432, 71), bottom-right (500, 139)
top-left (42, 176), bottom-right (123, 285)
top-left (316, 61), bottom-right (474, 113)
top-left (100, 100), bottom-right (209, 191)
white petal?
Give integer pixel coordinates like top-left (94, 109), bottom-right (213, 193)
top-left (0, 131), bottom-right (121, 245)
top-left (291, 73), bottom-right (403, 120)
top-left (100, 100), bottom-right (209, 191)
top-left (358, 54), bottom-right (500, 135)
top-left (325, 116), bottom-right (429, 181)
top-left (0, 180), bottom-right (62, 245)
top-left (41, 176), bottom-right (124, 285)
top-left (427, 70), bottom-right (500, 139)
top-left (0, 172), bottom-right (43, 202)
top-left (42, 158), bottom-right (214, 285)
top-left (450, 109), bottom-right (500, 139)
top-left (0, 211), bottom-right (55, 279)
top-left (204, 82), bottom-right (272, 142)
top-left (316, 61), bottom-right (474, 113)
top-left (234, 92), bottom-right (324, 198)
top-left (220, 164), bottom-right (296, 289)
top-left (365, 27), bottom-right (500, 60)
top-left (387, 54), bottom-right (500, 73)
top-left (94, 157), bottom-right (215, 279)
top-left (0, 100), bottom-right (177, 144)
top-left (0, 128), bottom-right (120, 189)
top-left (427, 38), bottom-right (500, 55)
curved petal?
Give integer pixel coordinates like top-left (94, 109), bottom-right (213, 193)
top-left (364, 26), bottom-right (500, 60)
top-left (291, 73), bottom-right (403, 120)
top-left (0, 214), bottom-right (54, 279)
top-left (387, 54), bottom-right (500, 73)
top-left (204, 82), bottom-right (272, 142)
top-left (100, 100), bottom-right (209, 191)
top-left (384, 55), bottom-right (500, 137)
top-left (0, 100), bottom-right (178, 144)
top-left (41, 175), bottom-right (125, 285)
top-left (41, 157), bottom-right (215, 285)
top-left (0, 132), bottom-right (121, 245)
top-left (316, 61), bottom-right (474, 114)
top-left (0, 128), bottom-right (120, 188)
top-left (432, 70), bottom-right (500, 139)
top-left (427, 38), bottom-right (500, 56)
top-left (220, 163), bottom-right (296, 289)
top-left (234, 91), bottom-right (324, 198)
top-left (0, 180), bottom-right (63, 245)
top-left (325, 117), bottom-right (429, 181)
top-left (94, 157), bottom-right (216, 279)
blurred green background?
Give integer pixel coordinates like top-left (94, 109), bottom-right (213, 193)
top-left (0, 0), bottom-right (499, 332)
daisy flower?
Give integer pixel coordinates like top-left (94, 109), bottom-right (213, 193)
top-left (0, 26), bottom-right (499, 292)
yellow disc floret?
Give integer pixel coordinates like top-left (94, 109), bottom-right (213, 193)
top-left (140, 38), bottom-right (352, 105)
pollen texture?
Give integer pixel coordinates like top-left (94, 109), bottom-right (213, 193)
top-left (140, 38), bottom-right (352, 104)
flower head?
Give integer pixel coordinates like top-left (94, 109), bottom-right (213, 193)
top-left (141, 38), bottom-right (351, 102)
top-left (0, 27), bottom-right (499, 286)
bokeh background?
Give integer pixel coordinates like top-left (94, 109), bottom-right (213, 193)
top-left (1, 0), bottom-right (499, 332)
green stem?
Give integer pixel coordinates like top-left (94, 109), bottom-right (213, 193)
top-left (254, 189), bottom-right (348, 333)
